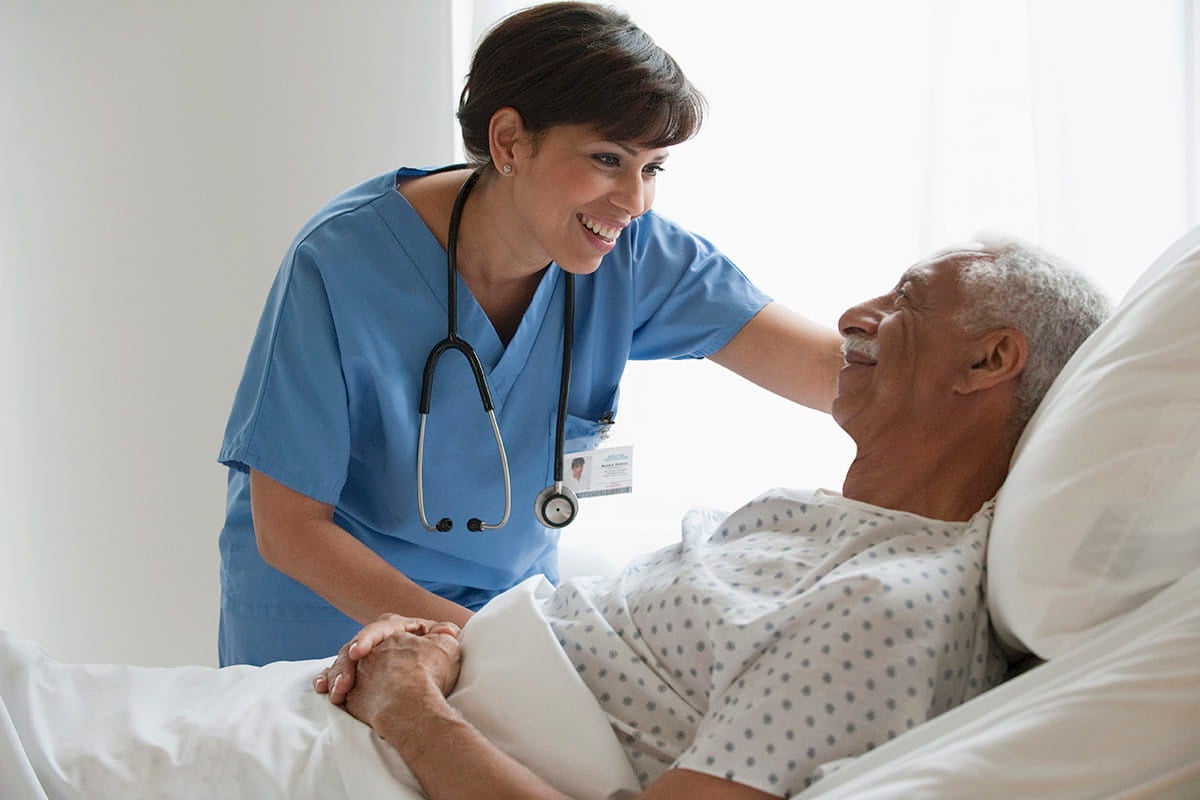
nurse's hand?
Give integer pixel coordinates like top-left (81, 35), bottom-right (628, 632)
top-left (314, 613), bottom-right (462, 705)
top-left (343, 627), bottom-right (463, 733)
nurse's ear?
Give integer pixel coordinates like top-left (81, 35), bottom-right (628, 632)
top-left (488, 107), bottom-right (534, 174)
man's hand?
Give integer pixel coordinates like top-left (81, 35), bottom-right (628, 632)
top-left (343, 628), bottom-right (463, 734)
top-left (313, 613), bottom-right (462, 705)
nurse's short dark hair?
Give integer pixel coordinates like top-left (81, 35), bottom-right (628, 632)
top-left (457, 2), bottom-right (706, 164)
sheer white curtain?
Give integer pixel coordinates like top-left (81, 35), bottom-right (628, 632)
top-left (466, 0), bottom-right (1197, 562)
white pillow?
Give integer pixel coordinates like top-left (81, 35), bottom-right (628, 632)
top-left (794, 565), bottom-right (1200, 800)
top-left (988, 225), bottom-right (1200, 658)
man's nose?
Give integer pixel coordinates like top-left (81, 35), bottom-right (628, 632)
top-left (838, 299), bottom-right (882, 336)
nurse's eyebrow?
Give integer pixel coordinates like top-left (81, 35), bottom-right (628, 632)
top-left (613, 141), bottom-right (669, 160)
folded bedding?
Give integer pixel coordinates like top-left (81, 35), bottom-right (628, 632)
top-left (0, 577), bottom-right (639, 800)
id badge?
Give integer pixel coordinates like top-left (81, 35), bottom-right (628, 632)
top-left (561, 445), bottom-right (633, 498)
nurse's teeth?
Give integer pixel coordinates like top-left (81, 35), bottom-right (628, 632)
top-left (579, 214), bottom-right (620, 242)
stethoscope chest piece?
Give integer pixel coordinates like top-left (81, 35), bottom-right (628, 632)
top-left (534, 483), bottom-right (579, 529)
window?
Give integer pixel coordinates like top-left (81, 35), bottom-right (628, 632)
top-left (467, 1), bottom-right (1196, 559)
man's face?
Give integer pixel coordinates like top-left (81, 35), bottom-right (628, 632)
top-left (832, 250), bottom-right (983, 440)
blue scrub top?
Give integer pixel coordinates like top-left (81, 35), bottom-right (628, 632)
top-left (217, 166), bottom-right (770, 665)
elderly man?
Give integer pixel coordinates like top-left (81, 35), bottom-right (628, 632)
top-left (0, 236), bottom-right (1108, 800)
top-left (317, 236), bottom-right (1111, 800)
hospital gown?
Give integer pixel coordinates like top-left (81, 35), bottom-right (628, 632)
top-left (0, 489), bottom-right (1006, 800)
top-left (543, 488), bottom-right (1007, 797)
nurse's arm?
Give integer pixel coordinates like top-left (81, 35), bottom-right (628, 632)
top-left (248, 469), bottom-right (473, 629)
top-left (708, 301), bottom-right (842, 414)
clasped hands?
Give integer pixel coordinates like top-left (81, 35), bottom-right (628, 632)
top-left (313, 614), bottom-right (463, 731)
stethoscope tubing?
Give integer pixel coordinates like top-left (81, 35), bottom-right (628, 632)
top-left (551, 271), bottom-right (574, 485)
top-left (415, 166), bottom-right (573, 533)
top-left (416, 404), bottom-right (511, 532)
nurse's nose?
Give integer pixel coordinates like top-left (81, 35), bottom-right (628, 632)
top-left (611, 171), bottom-right (650, 218)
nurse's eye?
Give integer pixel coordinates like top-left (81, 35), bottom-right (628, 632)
top-left (643, 163), bottom-right (666, 177)
top-left (593, 153), bottom-right (621, 168)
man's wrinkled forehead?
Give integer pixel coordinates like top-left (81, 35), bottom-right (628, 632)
top-left (897, 243), bottom-right (993, 285)
top-left (921, 242), bottom-right (993, 268)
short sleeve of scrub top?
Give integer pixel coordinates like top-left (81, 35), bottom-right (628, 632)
top-left (215, 166), bottom-right (771, 665)
top-left (220, 234), bottom-right (351, 505)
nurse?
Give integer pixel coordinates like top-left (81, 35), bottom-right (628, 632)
top-left (217, 1), bottom-right (843, 666)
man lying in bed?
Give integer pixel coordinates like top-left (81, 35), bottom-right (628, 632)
top-left (313, 234), bottom-right (1111, 799)
top-left (0, 235), bottom-right (1108, 800)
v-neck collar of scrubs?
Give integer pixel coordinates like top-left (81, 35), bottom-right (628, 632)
top-left (379, 169), bottom-right (564, 413)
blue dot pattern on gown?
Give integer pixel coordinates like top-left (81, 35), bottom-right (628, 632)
top-left (542, 487), bottom-right (1007, 797)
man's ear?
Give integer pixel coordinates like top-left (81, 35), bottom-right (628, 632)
top-left (488, 107), bottom-right (532, 169)
top-left (955, 328), bottom-right (1028, 395)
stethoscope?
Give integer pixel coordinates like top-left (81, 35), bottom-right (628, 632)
top-left (416, 167), bottom-right (579, 533)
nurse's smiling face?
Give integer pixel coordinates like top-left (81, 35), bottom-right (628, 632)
top-left (507, 123), bottom-right (669, 274)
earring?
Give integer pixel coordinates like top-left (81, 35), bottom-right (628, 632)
top-left (501, 164), bottom-right (512, 175)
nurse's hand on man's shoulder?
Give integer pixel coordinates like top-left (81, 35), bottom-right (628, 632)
top-left (313, 613), bottom-right (462, 705)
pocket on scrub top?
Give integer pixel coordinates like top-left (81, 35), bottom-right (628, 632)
top-left (559, 388), bottom-right (619, 453)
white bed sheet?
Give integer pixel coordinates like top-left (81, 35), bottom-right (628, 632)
top-left (0, 694), bottom-right (49, 800)
top-left (11, 568), bottom-right (1194, 800)
top-left (795, 566), bottom-right (1200, 799)
top-left (0, 576), bottom-right (640, 800)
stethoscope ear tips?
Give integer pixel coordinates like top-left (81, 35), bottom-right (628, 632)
top-left (436, 518), bottom-right (453, 532)
top-left (467, 518), bottom-right (484, 532)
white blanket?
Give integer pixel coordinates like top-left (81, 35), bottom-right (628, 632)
top-left (0, 577), bottom-right (641, 800)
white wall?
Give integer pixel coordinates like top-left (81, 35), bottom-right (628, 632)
top-left (0, 1), bottom-right (457, 666)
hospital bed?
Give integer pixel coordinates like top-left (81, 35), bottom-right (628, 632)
top-left (2, 225), bottom-right (1198, 799)
top-left (790, 223), bottom-right (1200, 798)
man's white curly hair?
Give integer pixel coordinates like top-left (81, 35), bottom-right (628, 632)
top-left (950, 234), bottom-right (1111, 435)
